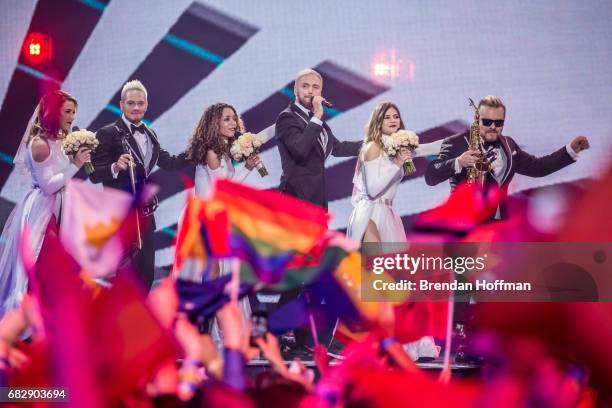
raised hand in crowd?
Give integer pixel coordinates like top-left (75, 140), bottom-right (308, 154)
top-left (376, 303), bottom-right (419, 373)
top-left (0, 295), bottom-right (44, 368)
top-left (0, 309), bottom-right (30, 371)
top-left (313, 344), bottom-right (330, 377)
top-left (147, 277), bottom-right (177, 329)
top-left (217, 301), bottom-right (258, 360)
top-left (255, 332), bottom-right (314, 391)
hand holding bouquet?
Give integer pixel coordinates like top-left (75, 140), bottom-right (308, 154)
top-left (62, 129), bottom-right (99, 175)
top-left (230, 132), bottom-right (268, 177)
top-left (382, 129), bottom-right (419, 175)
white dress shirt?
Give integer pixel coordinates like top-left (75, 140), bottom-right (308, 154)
top-left (111, 115), bottom-right (149, 178)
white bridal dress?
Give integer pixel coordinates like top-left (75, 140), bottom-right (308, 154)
top-left (0, 138), bottom-right (79, 317)
top-left (347, 137), bottom-right (442, 360)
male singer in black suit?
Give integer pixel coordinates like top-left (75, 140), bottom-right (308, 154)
top-left (90, 80), bottom-right (188, 289)
top-left (274, 69), bottom-right (361, 354)
top-left (425, 95), bottom-right (590, 219)
top-left (276, 68), bottom-right (362, 209)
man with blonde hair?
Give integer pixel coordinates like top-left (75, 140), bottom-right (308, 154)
top-left (274, 68), bottom-right (362, 356)
top-left (425, 95), bottom-right (589, 219)
top-left (90, 79), bottom-right (188, 289)
top-left (275, 68), bottom-right (361, 209)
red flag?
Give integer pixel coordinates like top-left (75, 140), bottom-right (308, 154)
top-left (32, 218), bottom-right (102, 408)
top-left (27, 219), bottom-right (178, 405)
top-left (89, 274), bottom-right (179, 402)
top-left (415, 182), bottom-right (502, 236)
top-left (557, 163), bottom-right (612, 242)
top-left (393, 301), bottom-right (448, 343)
top-left (474, 302), bottom-right (612, 401)
top-left (341, 366), bottom-right (480, 407)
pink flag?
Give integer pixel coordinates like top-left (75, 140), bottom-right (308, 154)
top-left (60, 179), bottom-right (132, 277)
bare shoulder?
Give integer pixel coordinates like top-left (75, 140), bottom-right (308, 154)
top-left (30, 137), bottom-right (51, 162)
top-left (206, 149), bottom-right (221, 169)
top-left (363, 141), bottom-right (382, 162)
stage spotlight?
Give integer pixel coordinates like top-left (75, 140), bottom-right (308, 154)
top-left (374, 62), bottom-right (392, 77)
top-left (23, 32), bottom-right (53, 65)
top-left (371, 49), bottom-right (416, 82)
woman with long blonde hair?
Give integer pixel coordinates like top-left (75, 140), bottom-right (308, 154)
top-left (347, 101), bottom-right (436, 242)
top-left (347, 101), bottom-right (441, 360)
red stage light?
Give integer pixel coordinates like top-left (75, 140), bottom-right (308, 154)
top-left (23, 33), bottom-right (53, 65)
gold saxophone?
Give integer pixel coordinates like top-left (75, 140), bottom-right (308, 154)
top-left (466, 98), bottom-right (492, 185)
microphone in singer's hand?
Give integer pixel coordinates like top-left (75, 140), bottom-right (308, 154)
top-left (322, 100), bottom-right (333, 108)
top-left (72, 125), bottom-right (80, 132)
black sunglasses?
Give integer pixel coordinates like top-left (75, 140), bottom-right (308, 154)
top-left (481, 118), bottom-right (505, 127)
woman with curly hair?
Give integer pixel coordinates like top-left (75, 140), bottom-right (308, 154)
top-left (0, 90), bottom-right (91, 317)
top-left (182, 103), bottom-right (262, 346)
top-left (186, 103), bottom-right (261, 198)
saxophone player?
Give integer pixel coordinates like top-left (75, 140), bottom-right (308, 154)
top-left (424, 95), bottom-right (589, 219)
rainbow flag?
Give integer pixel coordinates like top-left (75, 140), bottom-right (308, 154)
top-left (205, 179), bottom-right (330, 284)
top-left (323, 250), bottom-right (383, 331)
top-left (239, 230), bottom-right (356, 290)
top-left (172, 194), bottom-right (229, 280)
top-left (267, 248), bottom-right (383, 336)
top-left (177, 275), bottom-right (254, 325)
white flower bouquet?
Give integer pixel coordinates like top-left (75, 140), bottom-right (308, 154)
top-left (62, 129), bottom-right (99, 175)
top-left (382, 129), bottom-right (419, 175)
top-left (230, 132), bottom-right (268, 177)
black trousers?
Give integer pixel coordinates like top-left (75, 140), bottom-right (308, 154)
top-left (136, 215), bottom-right (156, 290)
top-left (118, 213), bottom-right (155, 291)
top-left (277, 282), bottom-right (336, 348)
top-left (274, 187), bottom-right (333, 346)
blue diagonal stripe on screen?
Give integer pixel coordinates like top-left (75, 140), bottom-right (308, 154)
top-left (0, 152), bottom-right (13, 165)
top-left (279, 87), bottom-right (294, 99)
top-left (78, 0), bottom-right (108, 11)
top-left (161, 226), bottom-right (177, 238)
top-left (163, 34), bottom-right (224, 65)
top-left (87, 2), bottom-right (259, 131)
top-left (16, 64), bottom-right (61, 84)
top-left (104, 103), bottom-right (122, 116)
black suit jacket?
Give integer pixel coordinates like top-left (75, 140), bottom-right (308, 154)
top-left (90, 118), bottom-right (188, 191)
top-left (90, 118), bottom-right (188, 231)
top-left (275, 103), bottom-right (362, 208)
top-left (89, 118), bottom-right (187, 287)
top-left (425, 131), bottom-right (576, 217)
